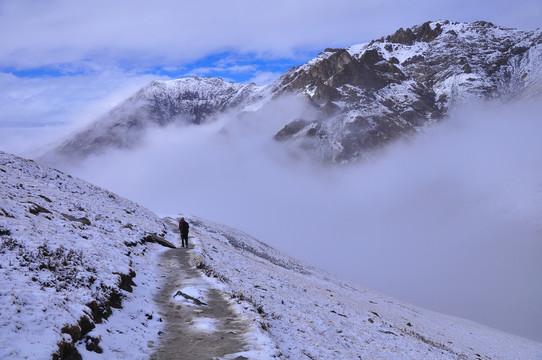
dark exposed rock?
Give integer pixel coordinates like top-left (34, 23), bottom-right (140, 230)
top-left (174, 290), bottom-right (207, 306)
top-left (511, 46), bottom-right (529, 55)
top-left (27, 202), bottom-right (51, 215)
top-left (142, 233), bottom-right (176, 248)
top-left (401, 55), bottom-right (425, 66)
top-left (269, 20), bottom-right (541, 163)
top-left (85, 336), bottom-right (103, 354)
top-left (39, 194), bottom-right (53, 203)
top-left (473, 20), bottom-right (495, 28)
top-left (415, 21), bottom-right (443, 42)
top-left (61, 213), bottom-right (91, 226)
top-left (387, 27), bottom-right (416, 45)
top-left (52, 341), bottom-right (81, 360)
top-left (274, 119), bottom-right (310, 141)
top-left (386, 21), bottom-right (442, 45)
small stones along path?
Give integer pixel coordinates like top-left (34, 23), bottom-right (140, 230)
top-left (150, 224), bottom-right (251, 360)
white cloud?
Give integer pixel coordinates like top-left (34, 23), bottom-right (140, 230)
top-left (0, 0), bottom-right (540, 70)
top-left (186, 64), bottom-right (258, 77)
top-left (248, 71), bottom-right (283, 85)
top-left (0, 71), bottom-right (164, 157)
top-left (57, 98), bottom-right (542, 342)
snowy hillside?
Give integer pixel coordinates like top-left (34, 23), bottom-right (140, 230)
top-left (45, 20), bottom-right (542, 164)
top-left (2, 150), bottom-right (541, 359)
top-left (0, 151), bottom-right (179, 359)
top-left (178, 216), bottom-right (542, 360)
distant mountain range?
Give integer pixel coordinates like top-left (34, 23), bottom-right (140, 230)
top-left (46, 20), bottom-right (542, 163)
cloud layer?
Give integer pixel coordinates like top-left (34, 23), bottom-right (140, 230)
top-left (0, 71), bottom-right (164, 157)
top-left (59, 97), bottom-right (542, 342)
top-left (1, 0), bottom-right (541, 70)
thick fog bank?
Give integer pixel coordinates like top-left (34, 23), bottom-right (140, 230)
top-left (61, 98), bottom-right (542, 342)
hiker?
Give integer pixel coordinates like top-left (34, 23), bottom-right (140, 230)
top-left (179, 217), bottom-right (190, 248)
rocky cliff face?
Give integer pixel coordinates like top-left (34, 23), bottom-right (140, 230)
top-left (271, 20), bottom-right (542, 162)
top-left (48, 20), bottom-right (542, 163)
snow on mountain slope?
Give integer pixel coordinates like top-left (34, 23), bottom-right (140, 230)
top-left (179, 216), bottom-right (542, 360)
top-left (2, 150), bottom-right (541, 359)
top-left (0, 151), bottom-right (178, 359)
top-left (273, 20), bottom-right (542, 162)
top-left (46, 77), bottom-right (266, 161)
top-left (44, 21), bottom-right (542, 164)
top-left (0, 150), bottom-right (279, 359)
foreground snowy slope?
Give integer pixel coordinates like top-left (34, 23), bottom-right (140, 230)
top-left (1, 150), bottom-right (541, 359)
top-left (0, 151), bottom-right (278, 359)
top-left (179, 216), bottom-right (542, 360)
top-left (0, 151), bottom-right (179, 359)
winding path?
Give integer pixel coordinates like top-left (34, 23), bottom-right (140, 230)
top-left (150, 223), bottom-right (251, 360)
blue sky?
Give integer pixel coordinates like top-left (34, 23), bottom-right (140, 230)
top-left (0, 0), bottom-right (541, 155)
top-left (2, 51), bottom-right (311, 85)
top-left (145, 52), bottom-right (311, 84)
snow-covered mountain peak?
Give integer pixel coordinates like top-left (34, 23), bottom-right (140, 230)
top-left (45, 76), bottom-right (266, 161)
top-left (270, 20), bottom-right (542, 162)
top-left (142, 76), bottom-right (262, 99)
top-left (45, 20), bottom-right (542, 164)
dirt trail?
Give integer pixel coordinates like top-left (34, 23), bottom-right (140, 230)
top-left (150, 225), bottom-right (251, 360)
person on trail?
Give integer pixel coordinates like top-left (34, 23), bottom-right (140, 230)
top-left (179, 217), bottom-right (190, 248)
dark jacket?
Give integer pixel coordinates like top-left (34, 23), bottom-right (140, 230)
top-left (179, 219), bottom-right (189, 237)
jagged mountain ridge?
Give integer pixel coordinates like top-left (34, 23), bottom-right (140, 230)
top-left (271, 20), bottom-right (542, 162)
top-left (49, 20), bottom-right (542, 163)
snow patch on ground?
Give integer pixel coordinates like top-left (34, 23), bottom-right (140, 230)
top-left (191, 317), bottom-right (218, 332)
